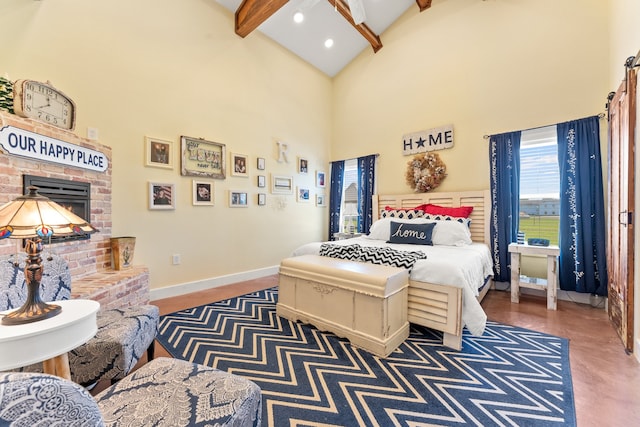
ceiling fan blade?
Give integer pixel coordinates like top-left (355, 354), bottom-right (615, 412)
top-left (347, 0), bottom-right (366, 25)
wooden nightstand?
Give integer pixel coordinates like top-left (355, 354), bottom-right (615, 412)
top-left (508, 243), bottom-right (560, 310)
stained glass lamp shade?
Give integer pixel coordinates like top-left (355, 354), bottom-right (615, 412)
top-left (0, 186), bottom-right (97, 325)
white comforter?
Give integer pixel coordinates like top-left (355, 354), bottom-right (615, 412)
top-left (291, 237), bottom-right (493, 336)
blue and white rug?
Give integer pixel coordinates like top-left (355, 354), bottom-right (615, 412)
top-left (157, 288), bottom-right (576, 426)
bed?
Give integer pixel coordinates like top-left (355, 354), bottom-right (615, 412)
top-left (291, 189), bottom-right (494, 350)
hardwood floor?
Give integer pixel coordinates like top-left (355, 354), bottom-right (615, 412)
top-left (111, 275), bottom-right (640, 426)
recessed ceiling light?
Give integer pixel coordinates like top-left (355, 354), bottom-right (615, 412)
top-left (324, 38), bottom-right (334, 48)
top-left (293, 11), bottom-right (304, 23)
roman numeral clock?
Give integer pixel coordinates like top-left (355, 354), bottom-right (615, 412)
top-left (12, 79), bottom-right (76, 131)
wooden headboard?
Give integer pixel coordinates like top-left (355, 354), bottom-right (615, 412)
top-left (372, 190), bottom-right (492, 245)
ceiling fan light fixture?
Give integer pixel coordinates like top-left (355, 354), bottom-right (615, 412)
top-left (324, 38), bottom-right (334, 49)
top-left (293, 11), bottom-right (304, 23)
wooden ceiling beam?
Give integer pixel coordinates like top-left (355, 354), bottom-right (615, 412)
top-left (327, 0), bottom-right (383, 53)
top-left (235, 0), bottom-right (289, 38)
top-left (416, 0), bottom-right (433, 12)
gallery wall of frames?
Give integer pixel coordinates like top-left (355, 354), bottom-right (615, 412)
top-left (144, 135), bottom-right (326, 210)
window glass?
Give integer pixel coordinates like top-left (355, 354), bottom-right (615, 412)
top-left (341, 159), bottom-right (358, 233)
top-left (519, 126), bottom-right (560, 245)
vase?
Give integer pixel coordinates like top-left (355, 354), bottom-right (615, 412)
top-left (111, 237), bottom-right (136, 270)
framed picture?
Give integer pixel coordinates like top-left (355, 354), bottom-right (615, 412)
top-left (298, 157), bottom-right (309, 174)
top-left (258, 193), bottom-right (266, 206)
top-left (192, 180), bottom-right (214, 206)
top-left (257, 175), bottom-right (266, 188)
top-left (180, 135), bottom-right (226, 179)
top-left (297, 187), bottom-right (311, 202)
top-left (316, 194), bottom-right (326, 207)
top-left (257, 157), bottom-right (266, 170)
top-left (231, 153), bottom-right (249, 177)
top-left (149, 182), bottom-right (175, 210)
top-left (272, 175), bottom-right (293, 194)
top-left (145, 137), bottom-right (173, 169)
top-left (316, 170), bottom-right (326, 188)
top-left (229, 190), bottom-right (248, 207)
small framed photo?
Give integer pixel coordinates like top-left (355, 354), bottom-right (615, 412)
top-left (272, 175), bottom-right (293, 194)
top-left (229, 190), bottom-right (248, 207)
top-left (258, 193), bottom-right (266, 206)
top-left (145, 137), bottom-right (173, 169)
top-left (257, 175), bottom-right (266, 188)
top-left (316, 194), bottom-right (326, 207)
top-left (231, 153), bottom-right (249, 177)
top-left (298, 157), bottom-right (309, 174)
top-left (180, 135), bottom-right (226, 179)
top-left (149, 182), bottom-right (175, 210)
top-left (192, 180), bottom-right (214, 206)
top-left (316, 170), bottom-right (326, 188)
top-left (257, 157), bottom-right (266, 170)
top-left (297, 187), bottom-right (311, 202)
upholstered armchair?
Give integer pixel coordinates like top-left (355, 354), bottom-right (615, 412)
top-left (0, 357), bottom-right (262, 426)
top-left (0, 253), bottom-right (159, 386)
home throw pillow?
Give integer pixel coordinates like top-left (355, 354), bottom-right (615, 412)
top-left (387, 221), bottom-right (436, 245)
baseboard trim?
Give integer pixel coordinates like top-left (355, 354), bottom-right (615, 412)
top-left (150, 265), bottom-right (279, 301)
top-left (493, 281), bottom-right (607, 310)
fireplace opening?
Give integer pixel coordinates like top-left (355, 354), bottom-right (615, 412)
top-left (23, 174), bottom-right (91, 244)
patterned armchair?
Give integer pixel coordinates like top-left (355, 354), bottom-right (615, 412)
top-left (0, 253), bottom-right (159, 386)
top-left (0, 357), bottom-right (262, 426)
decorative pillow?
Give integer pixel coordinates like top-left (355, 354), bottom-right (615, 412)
top-left (319, 243), bottom-right (361, 260)
top-left (422, 204), bottom-right (474, 218)
top-left (359, 246), bottom-right (427, 272)
top-left (423, 213), bottom-right (471, 228)
top-left (365, 217), bottom-right (431, 241)
top-left (387, 221), bottom-right (435, 245)
top-left (381, 207), bottom-right (424, 219)
top-left (430, 220), bottom-right (473, 246)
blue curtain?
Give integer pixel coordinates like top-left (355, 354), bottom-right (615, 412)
top-left (489, 131), bottom-right (521, 282)
top-left (357, 155), bottom-right (376, 234)
top-left (557, 116), bottom-right (608, 295)
top-left (328, 160), bottom-right (345, 241)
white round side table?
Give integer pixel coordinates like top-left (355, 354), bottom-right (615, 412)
top-left (0, 299), bottom-right (99, 380)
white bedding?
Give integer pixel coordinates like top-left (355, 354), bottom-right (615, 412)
top-left (291, 237), bottom-right (492, 336)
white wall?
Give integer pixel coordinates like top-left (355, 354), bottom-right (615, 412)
top-left (333, 0), bottom-right (609, 195)
top-left (0, 0), bottom-right (332, 293)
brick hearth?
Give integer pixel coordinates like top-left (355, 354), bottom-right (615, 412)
top-left (0, 111), bottom-right (149, 308)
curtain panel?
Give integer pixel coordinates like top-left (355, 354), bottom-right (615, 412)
top-left (489, 131), bottom-right (521, 282)
top-left (557, 116), bottom-right (608, 295)
top-left (328, 160), bottom-right (345, 241)
top-left (357, 155), bottom-right (377, 235)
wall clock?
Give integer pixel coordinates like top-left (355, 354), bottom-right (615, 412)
top-left (13, 79), bottom-right (76, 130)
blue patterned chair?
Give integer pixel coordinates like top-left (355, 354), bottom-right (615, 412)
top-left (0, 357), bottom-right (262, 426)
top-left (0, 253), bottom-right (159, 386)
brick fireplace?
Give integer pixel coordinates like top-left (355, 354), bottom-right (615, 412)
top-left (0, 111), bottom-right (149, 309)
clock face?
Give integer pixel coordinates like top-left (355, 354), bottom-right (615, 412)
top-left (13, 80), bottom-right (76, 130)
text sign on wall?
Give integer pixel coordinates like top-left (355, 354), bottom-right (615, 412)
top-left (402, 124), bottom-right (454, 155)
top-left (0, 125), bottom-right (108, 172)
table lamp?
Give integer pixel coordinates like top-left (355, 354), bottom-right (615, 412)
top-left (0, 186), bottom-right (97, 325)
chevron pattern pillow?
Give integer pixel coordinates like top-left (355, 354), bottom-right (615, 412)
top-left (359, 246), bottom-right (427, 272)
top-left (319, 243), bottom-right (361, 260)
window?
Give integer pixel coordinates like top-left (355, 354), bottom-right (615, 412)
top-left (519, 126), bottom-right (560, 245)
top-left (340, 159), bottom-right (358, 233)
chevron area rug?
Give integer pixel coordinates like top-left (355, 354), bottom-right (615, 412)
top-left (157, 288), bottom-right (576, 427)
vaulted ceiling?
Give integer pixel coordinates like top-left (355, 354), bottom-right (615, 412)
top-left (216, 0), bottom-right (433, 77)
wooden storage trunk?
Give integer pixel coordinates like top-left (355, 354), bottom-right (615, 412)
top-left (277, 254), bottom-right (409, 358)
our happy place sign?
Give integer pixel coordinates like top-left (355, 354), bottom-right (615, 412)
top-left (0, 125), bottom-right (108, 172)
